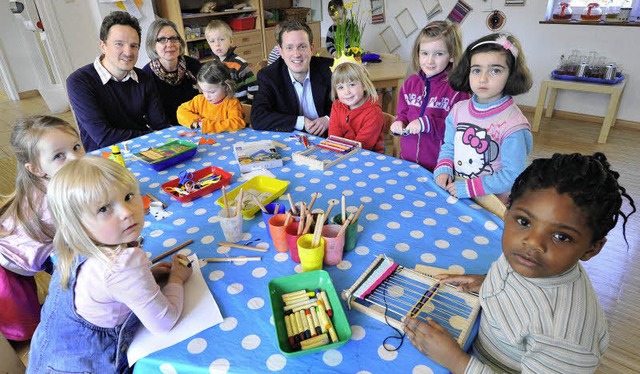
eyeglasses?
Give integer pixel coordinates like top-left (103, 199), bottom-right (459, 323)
top-left (156, 36), bottom-right (180, 44)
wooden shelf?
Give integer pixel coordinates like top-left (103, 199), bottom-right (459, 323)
top-left (182, 8), bottom-right (257, 19)
top-left (539, 20), bottom-right (640, 27)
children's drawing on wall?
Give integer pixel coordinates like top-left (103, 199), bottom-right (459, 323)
top-left (421, 0), bottom-right (443, 19)
top-left (380, 26), bottom-right (400, 53)
top-left (99, 0), bottom-right (143, 18)
top-left (396, 8), bottom-right (418, 37)
top-left (447, 0), bottom-right (473, 24)
top-left (370, 0), bottom-right (385, 24)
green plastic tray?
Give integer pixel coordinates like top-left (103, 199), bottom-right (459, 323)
top-left (268, 270), bottom-right (351, 357)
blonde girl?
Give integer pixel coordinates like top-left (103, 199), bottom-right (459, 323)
top-left (434, 33), bottom-right (533, 203)
top-left (389, 21), bottom-right (469, 171)
top-left (177, 60), bottom-right (246, 134)
top-left (28, 157), bottom-right (192, 373)
top-left (328, 61), bottom-right (385, 153)
top-left (0, 115), bottom-right (85, 341)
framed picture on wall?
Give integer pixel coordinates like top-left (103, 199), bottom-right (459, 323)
top-left (380, 26), bottom-right (400, 53)
top-left (396, 8), bottom-right (418, 37)
top-left (420, 0), bottom-right (443, 19)
top-left (370, 0), bottom-right (385, 24)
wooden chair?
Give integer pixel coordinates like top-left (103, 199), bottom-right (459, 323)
top-left (242, 103), bottom-right (251, 127)
top-left (382, 112), bottom-right (400, 158)
top-left (1, 334), bottom-right (26, 372)
top-left (252, 59), bottom-right (268, 74)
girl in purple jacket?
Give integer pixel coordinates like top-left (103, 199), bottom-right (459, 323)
top-left (390, 21), bottom-right (469, 172)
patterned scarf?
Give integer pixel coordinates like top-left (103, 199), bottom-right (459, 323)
top-left (149, 55), bottom-right (196, 86)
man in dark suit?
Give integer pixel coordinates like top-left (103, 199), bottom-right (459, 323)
top-left (251, 21), bottom-right (333, 135)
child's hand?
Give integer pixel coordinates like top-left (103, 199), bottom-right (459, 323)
top-left (151, 261), bottom-right (172, 284)
top-left (406, 119), bottom-right (422, 135)
top-left (403, 317), bottom-right (470, 373)
top-left (389, 121), bottom-right (404, 135)
top-left (434, 274), bottom-right (486, 293)
top-left (168, 254), bottom-right (193, 285)
top-left (445, 182), bottom-right (458, 197)
top-left (435, 174), bottom-right (451, 189)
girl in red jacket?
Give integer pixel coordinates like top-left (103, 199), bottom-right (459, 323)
top-left (328, 62), bottom-right (385, 153)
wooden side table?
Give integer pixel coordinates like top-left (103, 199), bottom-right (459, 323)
top-left (532, 78), bottom-right (627, 143)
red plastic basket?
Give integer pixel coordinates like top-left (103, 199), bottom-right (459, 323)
top-left (228, 15), bottom-right (257, 31)
top-left (162, 166), bottom-right (232, 203)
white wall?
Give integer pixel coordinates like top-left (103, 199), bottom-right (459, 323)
top-left (320, 0), bottom-right (639, 125)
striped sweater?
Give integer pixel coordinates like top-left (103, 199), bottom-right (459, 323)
top-left (466, 254), bottom-right (608, 373)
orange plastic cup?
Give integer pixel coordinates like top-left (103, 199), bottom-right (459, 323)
top-left (268, 214), bottom-right (289, 252)
top-left (285, 221), bottom-right (302, 262)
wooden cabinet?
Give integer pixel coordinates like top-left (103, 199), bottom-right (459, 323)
top-left (155, 0), bottom-right (265, 67)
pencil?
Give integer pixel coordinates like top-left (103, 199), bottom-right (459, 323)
top-left (217, 242), bottom-right (268, 253)
top-left (201, 256), bottom-right (261, 263)
top-left (235, 188), bottom-right (244, 217)
top-left (150, 239), bottom-right (194, 263)
top-left (146, 193), bottom-right (167, 209)
top-left (311, 213), bottom-right (325, 247)
top-left (341, 194), bottom-right (346, 222)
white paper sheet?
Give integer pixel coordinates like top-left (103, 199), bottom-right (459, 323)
top-left (127, 254), bottom-right (223, 366)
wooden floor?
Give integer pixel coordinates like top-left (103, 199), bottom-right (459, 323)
top-left (0, 94), bottom-right (638, 373)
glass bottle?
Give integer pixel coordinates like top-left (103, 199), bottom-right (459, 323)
top-left (553, 2), bottom-right (573, 20)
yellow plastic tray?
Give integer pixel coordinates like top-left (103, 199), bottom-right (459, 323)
top-left (215, 176), bottom-right (289, 218)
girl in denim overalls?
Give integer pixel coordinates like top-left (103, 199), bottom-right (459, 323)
top-left (28, 157), bottom-right (192, 373)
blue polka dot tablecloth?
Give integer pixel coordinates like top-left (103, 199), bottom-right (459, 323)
top-left (94, 127), bottom-right (504, 374)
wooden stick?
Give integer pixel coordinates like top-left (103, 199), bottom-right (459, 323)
top-left (297, 204), bottom-right (306, 235)
top-left (235, 188), bottom-right (244, 217)
top-left (202, 256), bottom-right (261, 263)
top-left (222, 186), bottom-right (230, 218)
top-left (252, 194), bottom-right (268, 213)
top-left (324, 200), bottom-right (337, 219)
top-left (274, 203), bottom-right (280, 215)
top-left (311, 213), bottom-right (325, 247)
top-left (352, 204), bottom-right (365, 223)
top-left (336, 212), bottom-right (355, 237)
top-left (150, 239), bottom-right (194, 263)
top-left (308, 193), bottom-right (318, 211)
top-left (288, 193), bottom-right (298, 215)
top-left (341, 193), bottom-right (346, 222)
top-left (284, 212), bottom-right (292, 226)
top-left (217, 242), bottom-right (268, 253)
top-left (146, 193), bottom-right (167, 209)
top-left (303, 213), bottom-right (314, 234)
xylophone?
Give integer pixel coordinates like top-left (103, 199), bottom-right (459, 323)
top-left (342, 255), bottom-right (480, 347)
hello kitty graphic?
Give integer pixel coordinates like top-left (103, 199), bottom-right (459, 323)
top-left (453, 123), bottom-right (499, 179)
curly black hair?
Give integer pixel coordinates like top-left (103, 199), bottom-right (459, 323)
top-left (509, 152), bottom-right (636, 245)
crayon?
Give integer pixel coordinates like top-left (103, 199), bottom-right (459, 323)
top-left (305, 309), bottom-right (316, 337)
top-left (319, 290), bottom-right (334, 318)
top-left (309, 307), bottom-right (322, 336)
top-left (284, 314), bottom-right (296, 349)
top-left (177, 258), bottom-right (193, 268)
top-left (281, 289), bottom-right (307, 300)
top-left (283, 298), bottom-right (317, 312)
top-left (295, 311), bottom-right (305, 342)
top-left (300, 333), bottom-right (330, 350)
top-left (300, 310), bottom-right (311, 340)
top-left (291, 301), bottom-right (318, 313)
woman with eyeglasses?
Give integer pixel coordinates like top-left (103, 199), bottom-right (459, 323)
top-left (143, 18), bottom-right (201, 124)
